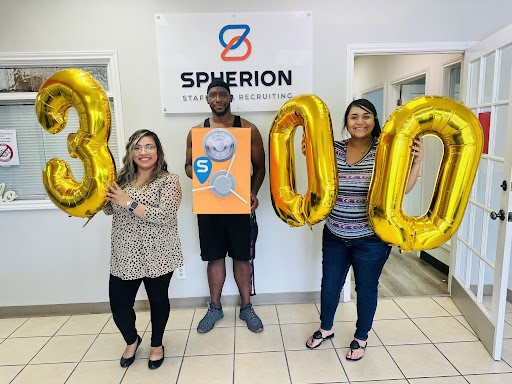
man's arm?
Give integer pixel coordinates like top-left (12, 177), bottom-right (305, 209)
top-left (184, 130), bottom-right (193, 179)
top-left (249, 124), bottom-right (266, 198)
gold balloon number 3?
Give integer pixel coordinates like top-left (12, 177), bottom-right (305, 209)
top-left (269, 94), bottom-right (338, 227)
top-left (368, 96), bottom-right (483, 252)
top-left (36, 69), bottom-right (116, 218)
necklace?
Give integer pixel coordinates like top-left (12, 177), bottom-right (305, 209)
top-left (132, 176), bottom-right (147, 187)
top-left (349, 138), bottom-right (373, 154)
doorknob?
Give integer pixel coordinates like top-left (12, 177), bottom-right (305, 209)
top-left (501, 180), bottom-right (508, 191)
top-left (490, 209), bottom-right (506, 220)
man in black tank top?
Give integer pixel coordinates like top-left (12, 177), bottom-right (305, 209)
top-left (185, 80), bottom-right (266, 334)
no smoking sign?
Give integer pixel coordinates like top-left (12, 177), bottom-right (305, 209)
top-left (0, 143), bottom-right (14, 162)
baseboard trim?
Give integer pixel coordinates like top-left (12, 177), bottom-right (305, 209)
top-left (420, 251), bottom-right (449, 275)
top-left (4, 289), bottom-right (506, 318)
top-left (0, 291), bottom-right (322, 318)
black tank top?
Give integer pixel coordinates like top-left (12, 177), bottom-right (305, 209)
top-left (204, 115), bottom-right (242, 128)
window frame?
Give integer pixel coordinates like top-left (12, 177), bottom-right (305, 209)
top-left (0, 51), bottom-right (125, 211)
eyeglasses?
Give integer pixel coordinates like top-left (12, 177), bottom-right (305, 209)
top-left (207, 91), bottom-right (230, 100)
top-left (133, 145), bottom-right (157, 153)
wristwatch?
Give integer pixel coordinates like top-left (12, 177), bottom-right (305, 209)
top-left (127, 200), bottom-right (139, 212)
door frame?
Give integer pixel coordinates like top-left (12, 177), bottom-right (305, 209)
top-left (342, 41), bottom-right (477, 302)
top-left (389, 70), bottom-right (428, 117)
top-left (441, 57), bottom-right (463, 98)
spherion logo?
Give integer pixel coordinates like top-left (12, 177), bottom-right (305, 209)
top-left (219, 24), bottom-right (252, 61)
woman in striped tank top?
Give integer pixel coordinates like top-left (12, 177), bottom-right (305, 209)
top-left (305, 99), bottom-right (423, 361)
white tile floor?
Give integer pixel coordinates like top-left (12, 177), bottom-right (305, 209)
top-left (1, 297), bottom-right (512, 383)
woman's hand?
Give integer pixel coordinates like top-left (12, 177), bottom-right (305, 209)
top-left (405, 138), bottom-right (423, 194)
top-left (104, 182), bottom-right (131, 208)
top-left (411, 138), bottom-right (423, 164)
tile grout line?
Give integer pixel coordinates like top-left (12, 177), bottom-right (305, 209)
top-left (9, 315), bottom-right (73, 384)
top-left (65, 314), bottom-right (113, 383)
top-left (383, 297), bottom-right (422, 382)
top-left (276, 304), bottom-right (294, 384)
top-left (328, 311), bottom-right (351, 384)
top-left (232, 308), bottom-right (237, 384)
top-left (173, 308), bottom-right (195, 384)
top-left (4, 317), bottom-right (31, 339)
top-left (2, 301), bottom-right (512, 383)
top-left (403, 297), bottom-right (507, 376)
top-left (390, 297), bottom-right (473, 381)
top-left (26, 315), bottom-right (71, 366)
top-left (367, 300), bottom-right (413, 383)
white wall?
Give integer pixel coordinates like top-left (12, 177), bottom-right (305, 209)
top-left (1, 0), bottom-right (511, 307)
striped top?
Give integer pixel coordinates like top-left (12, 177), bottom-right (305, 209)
top-left (326, 138), bottom-right (378, 239)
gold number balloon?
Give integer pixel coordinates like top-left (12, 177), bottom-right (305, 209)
top-left (270, 94), bottom-right (338, 227)
top-left (368, 96), bottom-right (483, 252)
top-left (36, 69), bottom-right (116, 218)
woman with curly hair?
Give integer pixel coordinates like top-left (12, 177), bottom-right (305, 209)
top-left (104, 129), bottom-right (182, 370)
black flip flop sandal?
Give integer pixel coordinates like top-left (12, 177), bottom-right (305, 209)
top-left (306, 330), bottom-right (335, 349)
top-left (346, 339), bottom-right (366, 361)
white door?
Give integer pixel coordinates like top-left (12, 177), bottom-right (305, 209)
top-left (451, 24), bottom-right (512, 360)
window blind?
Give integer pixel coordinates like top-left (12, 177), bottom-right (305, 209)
top-left (0, 100), bottom-right (119, 200)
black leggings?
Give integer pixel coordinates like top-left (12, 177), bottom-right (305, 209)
top-left (109, 272), bottom-right (173, 347)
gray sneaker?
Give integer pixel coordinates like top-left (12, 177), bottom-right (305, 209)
top-left (197, 303), bottom-right (223, 333)
top-left (239, 303), bottom-right (263, 333)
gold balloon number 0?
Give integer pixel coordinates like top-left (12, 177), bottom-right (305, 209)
top-left (36, 69), bottom-right (116, 218)
top-left (270, 95), bottom-right (482, 253)
top-left (269, 94), bottom-right (338, 227)
top-left (368, 96), bottom-right (483, 252)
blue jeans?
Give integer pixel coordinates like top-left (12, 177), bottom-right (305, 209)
top-left (320, 225), bottom-right (391, 341)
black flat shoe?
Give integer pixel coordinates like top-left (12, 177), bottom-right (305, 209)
top-left (120, 335), bottom-right (142, 368)
top-left (148, 345), bottom-right (165, 370)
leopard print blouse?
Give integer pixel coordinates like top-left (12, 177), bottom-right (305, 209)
top-left (104, 173), bottom-right (183, 280)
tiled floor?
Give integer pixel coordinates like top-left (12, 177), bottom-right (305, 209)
top-left (1, 297), bottom-right (512, 383)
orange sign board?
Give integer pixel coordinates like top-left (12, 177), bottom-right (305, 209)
top-left (192, 127), bottom-right (251, 214)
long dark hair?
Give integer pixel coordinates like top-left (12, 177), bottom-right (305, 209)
top-left (343, 99), bottom-right (381, 138)
top-left (116, 129), bottom-right (168, 187)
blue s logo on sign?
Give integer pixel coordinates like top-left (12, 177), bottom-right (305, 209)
top-left (193, 156), bottom-right (212, 184)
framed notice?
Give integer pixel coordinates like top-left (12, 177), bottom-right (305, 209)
top-left (0, 130), bottom-right (20, 166)
top-left (192, 127), bottom-right (251, 214)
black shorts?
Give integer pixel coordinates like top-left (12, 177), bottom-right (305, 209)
top-left (197, 214), bottom-right (256, 261)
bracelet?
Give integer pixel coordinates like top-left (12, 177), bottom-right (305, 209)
top-left (127, 200), bottom-right (139, 212)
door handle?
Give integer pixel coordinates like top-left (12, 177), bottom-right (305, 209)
top-left (501, 180), bottom-right (508, 191)
top-left (490, 209), bottom-right (506, 221)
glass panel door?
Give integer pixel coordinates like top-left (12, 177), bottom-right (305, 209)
top-left (452, 25), bottom-right (512, 360)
